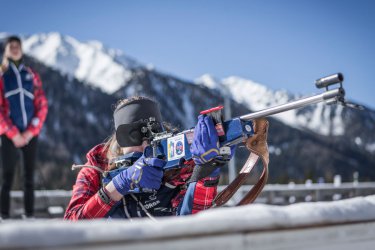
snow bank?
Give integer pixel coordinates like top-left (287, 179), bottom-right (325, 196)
top-left (1, 195), bottom-right (375, 249)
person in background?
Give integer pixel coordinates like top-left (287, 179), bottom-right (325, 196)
top-left (0, 35), bottom-right (48, 219)
top-left (64, 96), bottom-right (231, 220)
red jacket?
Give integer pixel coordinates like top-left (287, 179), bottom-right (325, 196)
top-left (64, 144), bottom-right (219, 220)
top-left (0, 65), bottom-right (48, 139)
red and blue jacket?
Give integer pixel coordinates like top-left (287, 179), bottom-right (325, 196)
top-left (0, 62), bottom-right (48, 139)
top-left (64, 144), bottom-right (219, 220)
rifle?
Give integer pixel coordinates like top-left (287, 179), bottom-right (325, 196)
top-left (108, 73), bottom-right (355, 205)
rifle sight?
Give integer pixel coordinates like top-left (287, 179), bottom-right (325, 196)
top-left (315, 73), bottom-right (344, 89)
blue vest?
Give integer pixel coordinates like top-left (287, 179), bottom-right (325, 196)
top-left (2, 62), bottom-right (35, 131)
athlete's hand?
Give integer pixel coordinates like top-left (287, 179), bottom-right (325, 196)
top-left (0, 44), bottom-right (10, 73)
top-left (190, 115), bottom-right (220, 165)
top-left (22, 131), bottom-right (34, 144)
top-left (12, 133), bottom-right (27, 148)
top-left (112, 147), bottom-right (166, 195)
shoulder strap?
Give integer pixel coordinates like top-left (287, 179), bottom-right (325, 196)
top-left (213, 118), bottom-right (269, 207)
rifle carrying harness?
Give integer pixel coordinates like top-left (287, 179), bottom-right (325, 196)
top-left (213, 118), bottom-right (269, 207)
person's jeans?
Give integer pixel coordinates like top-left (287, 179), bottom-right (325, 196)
top-left (1, 135), bottom-right (38, 218)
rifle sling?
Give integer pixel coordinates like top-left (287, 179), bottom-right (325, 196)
top-left (213, 118), bottom-right (269, 207)
top-left (212, 152), bottom-right (268, 207)
top-left (237, 153), bottom-right (268, 205)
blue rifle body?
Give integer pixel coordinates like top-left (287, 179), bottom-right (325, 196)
top-left (105, 73), bottom-right (349, 192)
top-left (151, 118), bottom-right (254, 170)
top-left (103, 118), bottom-right (254, 191)
top-left (108, 117), bottom-right (254, 170)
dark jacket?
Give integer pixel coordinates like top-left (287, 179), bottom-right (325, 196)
top-left (64, 144), bottom-right (220, 220)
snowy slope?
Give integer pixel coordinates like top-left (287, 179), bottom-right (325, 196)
top-left (196, 74), bottom-right (345, 136)
top-left (0, 195), bottom-right (375, 249)
top-left (22, 32), bottom-right (140, 93)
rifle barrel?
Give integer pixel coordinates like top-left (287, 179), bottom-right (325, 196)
top-left (239, 88), bottom-right (344, 121)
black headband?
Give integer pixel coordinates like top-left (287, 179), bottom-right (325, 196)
top-left (114, 99), bottom-right (163, 147)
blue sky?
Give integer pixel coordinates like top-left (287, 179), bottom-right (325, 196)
top-left (1, 0), bottom-right (374, 109)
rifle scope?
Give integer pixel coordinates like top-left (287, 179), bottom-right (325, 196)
top-left (315, 73), bottom-right (344, 89)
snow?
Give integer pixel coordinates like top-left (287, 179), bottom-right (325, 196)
top-left (182, 91), bottom-right (195, 127)
top-left (0, 195), bottom-right (375, 248)
top-left (355, 137), bottom-right (363, 146)
top-left (269, 145), bottom-right (282, 155)
top-left (308, 102), bottom-right (330, 135)
top-left (196, 74), bottom-right (345, 136)
top-left (85, 112), bottom-right (97, 124)
top-left (0, 32), bottom-right (8, 40)
top-left (22, 32), bottom-right (141, 94)
top-left (332, 104), bottom-right (344, 135)
top-left (365, 143), bottom-right (375, 153)
top-left (5, 32), bottom-right (348, 137)
top-left (194, 74), bottom-right (222, 90)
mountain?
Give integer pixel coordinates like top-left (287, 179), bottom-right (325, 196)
top-left (196, 74), bottom-right (347, 136)
top-left (21, 33), bottom-right (375, 153)
top-left (113, 67), bottom-right (375, 184)
top-left (22, 32), bottom-right (140, 93)
top-left (20, 33), bottom-right (369, 137)
top-left (0, 32), bottom-right (374, 189)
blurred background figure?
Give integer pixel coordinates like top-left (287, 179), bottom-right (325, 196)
top-left (0, 36), bottom-right (48, 219)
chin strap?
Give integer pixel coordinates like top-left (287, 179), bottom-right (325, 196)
top-left (212, 118), bottom-right (269, 207)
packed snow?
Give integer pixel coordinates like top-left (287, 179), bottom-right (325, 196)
top-left (0, 195), bottom-right (375, 249)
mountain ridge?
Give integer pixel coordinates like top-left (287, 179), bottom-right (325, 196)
top-left (20, 32), bottom-right (368, 138)
top-left (0, 33), bottom-right (374, 189)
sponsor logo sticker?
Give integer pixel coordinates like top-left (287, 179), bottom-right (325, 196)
top-left (167, 134), bottom-right (185, 161)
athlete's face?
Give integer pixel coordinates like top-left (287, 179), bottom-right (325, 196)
top-left (6, 41), bottom-right (23, 61)
top-left (121, 140), bottom-right (149, 154)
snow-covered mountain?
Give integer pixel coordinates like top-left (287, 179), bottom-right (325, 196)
top-left (195, 74), bottom-right (345, 136)
top-left (18, 32), bottom-right (375, 152)
top-left (21, 32), bottom-right (351, 137)
top-left (22, 32), bottom-right (140, 93)
top-left (1, 32), bottom-right (374, 187)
